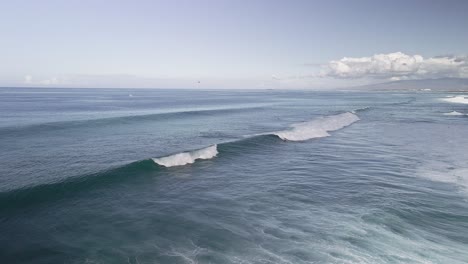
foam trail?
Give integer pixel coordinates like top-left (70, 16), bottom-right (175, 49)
top-left (443, 111), bottom-right (466, 116)
top-left (420, 165), bottom-right (468, 194)
top-left (274, 112), bottom-right (360, 141)
top-left (442, 96), bottom-right (468, 104)
top-left (152, 145), bottom-right (218, 167)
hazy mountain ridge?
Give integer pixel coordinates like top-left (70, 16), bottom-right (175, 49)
top-left (348, 78), bottom-right (468, 92)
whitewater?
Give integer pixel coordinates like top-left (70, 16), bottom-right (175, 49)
top-left (442, 95), bottom-right (468, 104)
top-left (274, 112), bottom-right (359, 141)
top-left (153, 145), bottom-right (219, 167)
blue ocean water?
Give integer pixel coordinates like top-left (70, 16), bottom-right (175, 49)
top-left (1, 88), bottom-right (468, 264)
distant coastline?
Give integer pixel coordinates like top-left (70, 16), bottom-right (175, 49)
top-left (346, 77), bottom-right (468, 92)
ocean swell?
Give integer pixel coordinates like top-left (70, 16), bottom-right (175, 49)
top-left (0, 112), bottom-right (361, 209)
top-left (152, 112), bottom-right (360, 166)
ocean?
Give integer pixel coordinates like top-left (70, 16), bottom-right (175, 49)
top-left (1, 88), bottom-right (468, 264)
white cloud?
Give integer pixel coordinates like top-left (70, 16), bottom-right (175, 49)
top-left (39, 77), bottom-right (59, 85)
top-left (24, 75), bottom-right (32, 84)
top-left (321, 52), bottom-right (468, 79)
top-left (23, 75), bottom-right (61, 86)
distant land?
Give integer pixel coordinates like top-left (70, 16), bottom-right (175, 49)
top-left (347, 78), bottom-right (468, 92)
top-left (2, 78), bottom-right (468, 92)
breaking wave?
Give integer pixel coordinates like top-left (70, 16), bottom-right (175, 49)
top-left (153, 112), bottom-right (360, 166)
top-left (443, 111), bottom-right (466, 116)
top-left (351, 106), bottom-right (371, 113)
top-left (442, 95), bottom-right (468, 104)
top-left (273, 112), bottom-right (360, 141)
top-left (152, 145), bottom-right (218, 167)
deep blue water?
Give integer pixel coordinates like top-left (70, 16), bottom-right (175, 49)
top-left (1, 88), bottom-right (468, 264)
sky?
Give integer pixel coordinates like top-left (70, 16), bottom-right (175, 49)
top-left (1, 0), bottom-right (468, 89)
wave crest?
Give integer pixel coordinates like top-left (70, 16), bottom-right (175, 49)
top-left (351, 106), bottom-right (371, 113)
top-left (442, 96), bottom-right (468, 104)
top-left (152, 145), bottom-right (218, 167)
top-left (274, 112), bottom-right (360, 141)
top-left (443, 111), bottom-right (466, 116)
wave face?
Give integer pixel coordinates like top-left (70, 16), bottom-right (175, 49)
top-left (152, 145), bottom-right (218, 167)
top-left (442, 95), bottom-right (468, 104)
top-left (274, 112), bottom-right (360, 141)
top-left (0, 160), bottom-right (158, 212)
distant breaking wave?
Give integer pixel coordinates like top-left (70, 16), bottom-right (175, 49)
top-left (351, 106), bottom-right (371, 113)
top-left (442, 95), bottom-right (468, 104)
top-left (273, 112), bottom-right (360, 141)
top-left (443, 111), bottom-right (467, 116)
top-left (153, 145), bottom-right (218, 167)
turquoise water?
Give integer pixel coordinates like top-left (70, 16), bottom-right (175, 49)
top-left (1, 88), bottom-right (468, 263)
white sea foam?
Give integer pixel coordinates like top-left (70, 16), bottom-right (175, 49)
top-left (423, 167), bottom-right (468, 194)
top-left (443, 111), bottom-right (466, 116)
top-left (274, 112), bottom-right (360, 141)
top-left (441, 95), bottom-right (468, 104)
top-left (152, 145), bottom-right (218, 167)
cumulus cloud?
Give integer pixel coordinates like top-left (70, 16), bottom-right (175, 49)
top-left (321, 52), bottom-right (468, 79)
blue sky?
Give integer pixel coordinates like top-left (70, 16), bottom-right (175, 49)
top-left (1, 0), bottom-right (467, 88)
